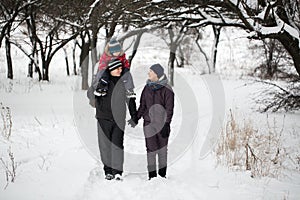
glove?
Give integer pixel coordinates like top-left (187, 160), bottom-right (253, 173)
top-left (160, 122), bottom-right (170, 138)
top-left (127, 115), bottom-right (138, 128)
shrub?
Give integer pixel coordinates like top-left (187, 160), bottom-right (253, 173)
top-left (0, 102), bottom-right (12, 140)
top-left (215, 110), bottom-right (289, 178)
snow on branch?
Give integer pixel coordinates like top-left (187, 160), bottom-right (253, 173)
top-left (256, 6), bottom-right (268, 20)
top-left (0, 0), bottom-right (40, 23)
top-left (86, 0), bottom-right (101, 22)
top-left (117, 25), bottom-right (161, 41)
top-left (258, 21), bottom-right (284, 35)
top-left (53, 18), bottom-right (83, 29)
top-left (226, 0), bottom-right (300, 47)
top-left (274, 12), bottom-right (300, 48)
top-left (254, 8), bottom-right (300, 48)
top-left (187, 8), bottom-right (242, 28)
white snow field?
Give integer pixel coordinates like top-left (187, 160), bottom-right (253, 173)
top-left (1, 30), bottom-right (300, 200)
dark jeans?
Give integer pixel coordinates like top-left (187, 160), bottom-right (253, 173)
top-left (144, 124), bottom-right (169, 175)
top-left (97, 119), bottom-right (124, 175)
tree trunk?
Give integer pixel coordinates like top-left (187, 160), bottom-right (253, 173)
top-left (196, 34), bottom-right (211, 74)
top-left (35, 66), bottom-right (42, 81)
top-left (42, 61), bottom-right (50, 81)
top-left (80, 34), bottom-right (90, 90)
top-left (177, 46), bottom-right (184, 68)
top-left (73, 39), bottom-right (78, 75)
top-left (266, 39), bottom-right (276, 77)
top-left (90, 33), bottom-right (98, 80)
top-left (34, 50), bottom-right (42, 81)
top-left (43, 67), bottom-right (49, 81)
top-left (168, 44), bottom-right (177, 86)
top-left (211, 25), bottom-right (221, 73)
top-left (28, 40), bottom-right (38, 78)
top-left (129, 32), bottom-right (143, 65)
top-left (277, 32), bottom-right (300, 76)
top-left (28, 60), bottom-right (33, 78)
top-left (167, 25), bottom-right (186, 86)
top-left (63, 48), bottom-right (70, 76)
top-left (5, 35), bottom-right (13, 79)
top-left (25, 8), bottom-right (40, 79)
top-left (106, 21), bottom-right (117, 40)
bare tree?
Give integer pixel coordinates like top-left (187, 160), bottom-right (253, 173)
top-left (0, 0), bottom-right (39, 48)
top-left (146, 0), bottom-right (300, 77)
top-left (24, 3), bottom-right (42, 80)
top-left (0, 0), bottom-right (40, 79)
top-left (202, 0), bottom-right (300, 76)
top-left (79, 31), bottom-right (90, 90)
top-left (254, 80), bottom-right (300, 112)
top-left (252, 38), bottom-right (296, 79)
top-left (195, 32), bottom-right (212, 73)
top-left (211, 25), bottom-right (222, 73)
top-left (6, 0), bottom-right (86, 81)
top-left (167, 23), bottom-right (188, 86)
top-left (5, 26), bottom-right (12, 79)
top-left (194, 26), bottom-right (222, 74)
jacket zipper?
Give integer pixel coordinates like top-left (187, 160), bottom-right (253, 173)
top-left (152, 89), bottom-right (155, 122)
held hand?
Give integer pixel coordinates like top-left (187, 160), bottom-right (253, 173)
top-left (127, 116), bottom-right (138, 128)
top-left (160, 122), bottom-right (170, 138)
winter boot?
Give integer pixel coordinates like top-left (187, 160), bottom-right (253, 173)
top-left (94, 79), bottom-right (109, 96)
top-left (148, 171), bottom-right (157, 180)
top-left (94, 88), bottom-right (108, 96)
top-left (105, 174), bottom-right (114, 180)
top-left (114, 174), bottom-right (123, 181)
top-left (126, 89), bottom-right (136, 98)
top-left (158, 167), bottom-right (167, 178)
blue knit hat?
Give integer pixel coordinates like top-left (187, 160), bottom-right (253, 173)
top-left (150, 64), bottom-right (164, 78)
top-left (108, 38), bottom-right (122, 54)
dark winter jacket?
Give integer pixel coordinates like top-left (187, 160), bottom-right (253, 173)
top-left (137, 75), bottom-right (174, 126)
top-left (95, 75), bottom-right (136, 127)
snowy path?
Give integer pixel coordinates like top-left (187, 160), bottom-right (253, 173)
top-left (1, 72), bottom-right (300, 200)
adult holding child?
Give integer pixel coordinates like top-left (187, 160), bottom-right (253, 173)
top-left (95, 58), bottom-right (138, 181)
top-left (94, 37), bottom-right (135, 98)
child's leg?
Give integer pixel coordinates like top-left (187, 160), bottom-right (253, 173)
top-left (94, 69), bottom-right (109, 96)
top-left (144, 125), bottom-right (161, 179)
top-left (157, 137), bottom-right (169, 177)
top-left (99, 70), bottom-right (109, 90)
top-left (93, 70), bottom-right (104, 89)
top-left (121, 70), bottom-right (136, 98)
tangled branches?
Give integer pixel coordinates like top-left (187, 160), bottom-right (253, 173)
top-left (254, 80), bottom-right (300, 112)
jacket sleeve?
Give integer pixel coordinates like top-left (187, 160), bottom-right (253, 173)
top-left (137, 87), bottom-right (147, 120)
top-left (165, 87), bottom-right (175, 124)
top-left (87, 79), bottom-right (97, 108)
top-left (126, 97), bottom-right (137, 118)
top-left (98, 54), bottom-right (109, 70)
top-left (92, 69), bottom-right (105, 89)
top-left (121, 53), bottom-right (130, 69)
top-left (121, 69), bottom-right (135, 90)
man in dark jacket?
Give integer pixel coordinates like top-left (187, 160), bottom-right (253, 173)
top-left (95, 58), bottom-right (138, 181)
top-left (135, 63), bottom-right (174, 180)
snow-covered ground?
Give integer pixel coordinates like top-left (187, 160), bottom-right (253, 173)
top-left (1, 29), bottom-right (300, 200)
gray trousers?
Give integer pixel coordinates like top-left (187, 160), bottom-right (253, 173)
top-left (144, 124), bottom-right (169, 173)
top-left (97, 119), bottom-right (124, 175)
